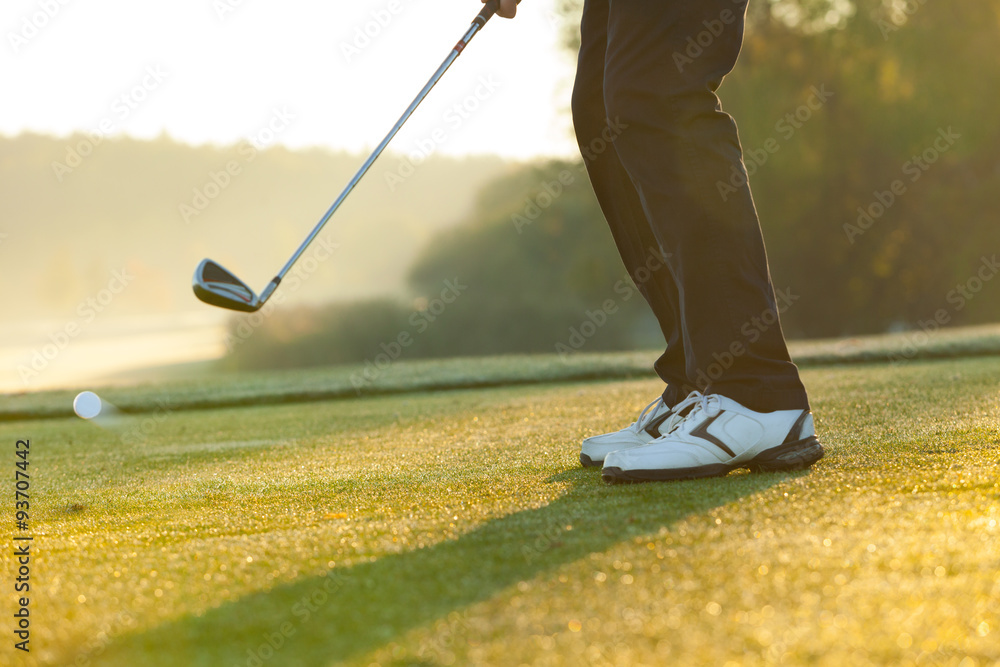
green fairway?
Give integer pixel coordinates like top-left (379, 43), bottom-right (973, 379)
top-left (2, 356), bottom-right (999, 666)
top-left (7, 323), bottom-right (1000, 422)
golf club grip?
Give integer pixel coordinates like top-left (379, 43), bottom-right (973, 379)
top-left (477, 0), bottom-right (521, 24)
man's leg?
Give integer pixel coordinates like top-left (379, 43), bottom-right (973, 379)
top-left (571, 0), bottom-right (688, 407)
top-left (603, 0), bottom-right (809, 412)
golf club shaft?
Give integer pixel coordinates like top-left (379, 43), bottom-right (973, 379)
top-left (258, 0), bottom-right (510, 305)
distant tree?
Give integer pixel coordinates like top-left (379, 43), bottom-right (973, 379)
top-left (407, 161), bottom-right (656, 358)
top-left (223, 161), bottom-right (661, 371)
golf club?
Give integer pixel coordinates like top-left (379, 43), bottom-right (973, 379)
top-left (193, 0), bottom-right (516, 313)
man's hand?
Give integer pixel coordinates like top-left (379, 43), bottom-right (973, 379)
top-left (483, 0), bottom-right (517, 19)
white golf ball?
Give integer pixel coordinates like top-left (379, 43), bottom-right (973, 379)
top-left (73, 391), bottom-right (103, 419)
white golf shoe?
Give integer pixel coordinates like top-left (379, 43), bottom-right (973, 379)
top-left (580, 396), bottom-right (684, 468)
top-left (602, 392), bottom-right (824, 483)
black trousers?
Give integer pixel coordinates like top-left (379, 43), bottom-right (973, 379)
top-left (572, 0), bottom-right (809, 412)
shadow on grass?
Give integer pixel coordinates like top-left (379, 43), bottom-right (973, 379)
top-left (93, 468), bottom-right (799, 666)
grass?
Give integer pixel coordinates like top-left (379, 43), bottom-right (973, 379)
top-left (5, 322), bottom-right (1000, 422)
top-left (1, 355), bottom-right (999, 666)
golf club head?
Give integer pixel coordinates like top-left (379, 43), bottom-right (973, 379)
top-left (192, 259), bottom-right (261, 312)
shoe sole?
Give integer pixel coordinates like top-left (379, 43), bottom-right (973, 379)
top-left (601, 436), bottom-right (825, 484)
top-left (580, 452), bottom-right (602, 468)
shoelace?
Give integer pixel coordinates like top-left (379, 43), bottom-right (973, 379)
top-left (628, 396), bottom-right (666, 433)
top-left (660, 391), bottom-right (722, 435)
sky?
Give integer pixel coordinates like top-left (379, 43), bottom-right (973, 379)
top-left (1, 0), bottom-right (584, 391)
top-left (1, 0), bottom-right (579, 159)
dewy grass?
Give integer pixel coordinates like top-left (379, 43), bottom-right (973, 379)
top-left (0, 356), bottom-right (997, 665)
top-left (5, 323), bottom-right (1000, 422)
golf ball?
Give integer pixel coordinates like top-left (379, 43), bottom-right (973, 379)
top-left (73, 391), bottom-right (103, 419)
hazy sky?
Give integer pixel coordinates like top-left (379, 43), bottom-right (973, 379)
top-left (2, 0), bottom-right (579, 159)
